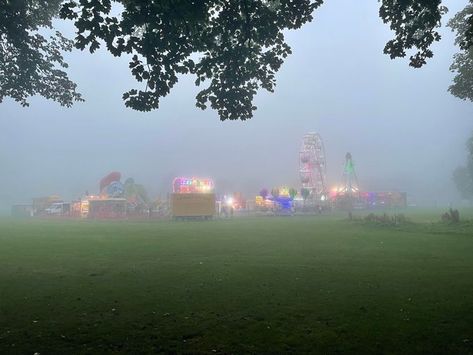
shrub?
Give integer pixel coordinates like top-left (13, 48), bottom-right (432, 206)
top-left (441, 209), bottom-right (460, 223)
top-left (363, 213), bottom-right (409, 226)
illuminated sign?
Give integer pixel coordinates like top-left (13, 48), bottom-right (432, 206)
top-left (173, 177), bottom-right (214, 193)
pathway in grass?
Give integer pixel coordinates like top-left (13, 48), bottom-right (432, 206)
top-left (1, 215), bottom-right (473, 354)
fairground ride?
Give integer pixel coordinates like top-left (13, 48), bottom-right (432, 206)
top-left (299, 132), bottom-right (327, 200)
top-left (341, 152), bottom-right (359, 196)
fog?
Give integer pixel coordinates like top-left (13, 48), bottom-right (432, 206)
top-left (1, 0), bottom-right (472, 214)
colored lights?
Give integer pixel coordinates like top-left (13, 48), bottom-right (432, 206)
top-left (173, 177), bottom-right (214, 193)
top-left (279, 187), bottom-right (290, 197)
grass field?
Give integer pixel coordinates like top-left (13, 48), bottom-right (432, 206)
top-left (1, 210), bottom-right (473, 354)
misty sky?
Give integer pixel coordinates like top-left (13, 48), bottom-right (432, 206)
top-left (1, 0), bottom-right (473, 212)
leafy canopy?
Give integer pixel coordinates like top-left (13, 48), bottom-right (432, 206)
top-left (60, 0), bottom-right (469, 120)
top-left (1, 0), bottom-right (472, 118)
top-left (0, 0), bottom-right (83, 107)
top-left (60, 0), bottom-right (322, 120)
top-left (448, 1), bottom-right (473, 102)
top-left (379, 0), bottom-right (448, 68)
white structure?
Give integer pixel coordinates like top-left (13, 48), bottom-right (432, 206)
top-left (299, 132), bottom-right (327, 200)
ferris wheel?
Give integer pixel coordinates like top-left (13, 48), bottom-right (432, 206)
top-left (299, 132), bottom-right (327, 199)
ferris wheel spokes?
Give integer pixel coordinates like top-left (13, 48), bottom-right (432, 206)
top-left (299, 132), bottom-right (327, 200)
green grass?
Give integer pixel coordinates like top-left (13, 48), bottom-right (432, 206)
top-left (1, 210), bottom-right (473, 354)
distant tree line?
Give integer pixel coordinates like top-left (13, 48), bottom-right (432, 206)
top-left (1, 0), bottom-right (472, 120)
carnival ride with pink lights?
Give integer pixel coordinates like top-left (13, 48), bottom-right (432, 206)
top-left (299, 133), bottom-right (327, 201)
top-left (255, 134), bottom-right (406, 213)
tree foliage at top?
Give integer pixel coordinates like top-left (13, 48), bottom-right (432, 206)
top-left (379, 0), bottom-right (448, 68)
top-left (59, 0), bottom-right (469, 120)
top-left (448, 0), bottom-right (473, 102)
top-left (60, 0), bottom-right (322, 120)
top-left (1, 0), bottom-right (472, 119)
top-left (0, 0), bottom-right (83, 107)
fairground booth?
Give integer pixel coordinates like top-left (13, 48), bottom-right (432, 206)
top-left (171, 177), bottom-right (216, 219)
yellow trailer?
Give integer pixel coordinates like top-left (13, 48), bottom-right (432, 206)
top-left (170, 193), bottom-right (216, 219)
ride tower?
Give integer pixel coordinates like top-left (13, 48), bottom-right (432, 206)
top-left (341, 152), bottom-right (359, 196)
top-left (299, 132), bottom-right (327, 200)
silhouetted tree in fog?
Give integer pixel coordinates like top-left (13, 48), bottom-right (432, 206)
top-left (448, 1), bottom-right (473, 102)
top-left (0, 0), bottom-right (83, 107)
top-left (453, 132), bottom-right (473, 201)
top-left (1, 1), bottom-right (472, 119)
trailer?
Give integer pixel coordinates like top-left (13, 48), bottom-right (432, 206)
top-left (170, 193), bottom-right (216, 220)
